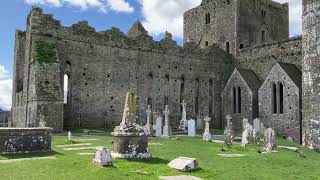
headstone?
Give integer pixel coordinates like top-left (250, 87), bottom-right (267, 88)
top-left (241, 118), bottom-right (253, 147)
top-left (188, 119), bottom-right (196, 137)
top-left (162, 105), bottom-right (172, 139)
top-left (252, 118), bottom-right (260, 144)
top-left (178, 100), bottom-right (187, 131)
top-left (153, 114), bottom-right (163, 137)
top-left (196, 113), bottom-right (203, 130)
top-left (145, 105), bottom-right (153, 136)
top-left (93, 147), bottom-right (112, 167)
top-left (112, 92), bottom-right (151, 159)
top-left (168, 157), bottom-right (199, 172)
top-left (68, 131), bottom-right (72, 141)
top-left (263, 128), bottom-right (276, 153)
top-left (224, 115), bottom-right (234, 147)
top-left (203, 116), bottom-right (211, 141)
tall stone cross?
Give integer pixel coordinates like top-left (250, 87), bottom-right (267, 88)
top-left (121, 92), bottom-right (137, 126)
top-left (164, 105), bottom-right (170, 126)
top-left (146, 105), bottom-right (152, 125)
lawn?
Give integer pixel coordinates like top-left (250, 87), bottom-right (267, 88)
top-left (0, 131), bottom-right (320, 180)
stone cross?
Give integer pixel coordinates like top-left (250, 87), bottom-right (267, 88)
top-left (203, 116), bottom-right (212, 141)
top-left (188, 119), bottom-right (196, 137)
top-left (145, 105), bottom-right (153, 136)
top-left (224, 114), bottom-right (234, 147)
top-left (121, 92), bottom-right (137, 126)
top-left (179, 100), bottom-right (187, 131)
top-left (263, 128), bottom-right (276, 153)
top-left (68, 131), bottom-right (72, 141)
top-left (162, 105), bottom-right (172, 138)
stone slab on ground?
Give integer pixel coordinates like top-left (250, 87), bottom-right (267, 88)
top-left (262, 150), bottom-right (278, 154)
top-left (217, 154), bottom-right (246, 158)
top-left (168, 157), bottom-right (199, 172)
top-left (211, 140), bottom-right (224, 144)
top-left (56, 143), bottom-right (92, 147)
top-left (0, 156), bottom-right (56, 164)
top-left (278, 146), bottom-right (299, 152)
top-left (159, 175), bottom-right (203, 180)
top-left (63, 147), bottom-right (97, 151)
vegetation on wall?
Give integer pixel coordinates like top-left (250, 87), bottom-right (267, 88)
top-left (33, 39), bottom-right (57, 63)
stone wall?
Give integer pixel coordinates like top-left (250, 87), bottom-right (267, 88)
top-left (0, 128), bottom-right (52, 153)
top-left (236, 37), bottom-right (302, 79)
top-left (222, 69), bottom-right (261, 130)
top-left (302, 0), bottom-right (320, 149)
top-left (259, 63), bottom-right (301, 143)
top-left (12, 8), bottom-right (234, 130)
top-left (184, 0), bottom-right (288, 54)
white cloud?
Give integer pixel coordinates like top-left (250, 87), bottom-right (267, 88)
top-left (0, 65), bottom-right (12, 110)
top-left (107, 0), bottom-right (134, 13)
top-left (24, 0), bottom-right (134, 13)
top-left (138, 0), bottom-right (302, 38)
top-left (138, 0), bottom-right (201, 38)
top-left (25, 0), bottom-right (62, 7)
top-left (0, 65), bottom-right (9, 79)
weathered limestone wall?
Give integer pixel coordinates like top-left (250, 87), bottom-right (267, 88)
top-left (222, 69), bottom-right (261, 130)
top-left (12, 8), bottom-right (234, 130)
top-left (184, 0), bottom-right (237, 52)
top-left (236, 37), bottom-right (302, 79)
top-left (184, 0), bottom-right (288, 54)
top-left (259, 63), bottom-right (301, 142)
top-left (237, 0), bottom-right (289, 48)
top-left (302, 0), bottom-right (320, 149)
top-left (0, 128), bottom-right (52, 153)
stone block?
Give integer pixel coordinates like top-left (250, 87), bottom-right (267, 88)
top-left (168, 157), bottom-right (199, 172)
top-left (93, 147), bottom-right (112, 167)
top-left (0, 128), bottom-right (52, 154)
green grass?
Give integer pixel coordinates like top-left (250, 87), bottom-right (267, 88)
top-left (0, 133), bottom-right (320, 180)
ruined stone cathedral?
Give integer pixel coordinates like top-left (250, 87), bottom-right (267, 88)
top-left (11, 0), bottom-right (320, 148)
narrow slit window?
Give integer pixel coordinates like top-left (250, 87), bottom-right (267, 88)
top-left (64, 74), bottom-right (69, 104)
top-left (272, 83), bottom-right (277, 114)
top-left (209, 79), bottom-right (213, 115)
top-left (233, 87), bottom-right (236, 114)
top-left (280, 82), bottom-right (284, 114)
top-left (226, 42), bottom-right (230, 53)
top-left (195, 78), bottom-right (200, 114)
top-left (238, 87), bottom-right (241, 113)
top-left (262, 31), bottom-right (265, 43)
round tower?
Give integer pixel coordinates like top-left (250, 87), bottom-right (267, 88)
top-left (302, 0), bottom-right (320, 149)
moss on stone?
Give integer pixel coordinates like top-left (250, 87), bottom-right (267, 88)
top-left (33, 40), bottom-right (57, 63)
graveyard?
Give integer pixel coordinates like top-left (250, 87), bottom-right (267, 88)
top-left (0, 130), bottom-right (320, 180)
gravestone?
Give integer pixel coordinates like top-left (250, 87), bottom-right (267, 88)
top-left (68, 131), bottom-right (72, 141)
top-left (153, 114), bottom-right (163, 137)
top-left (168, 157), bottom-right (199, 172)
top-left (93, 147), bottom-right (112, 167)
top-left (202, 116), bottom-right (211, 141)
top-left (145, 105), bottom-right (153, 136)
top-left (196, 113), bottom-right (203, 130)
top-left (263, 128), bottom-right (276, 153)
top-left (188, 119), bottom-right (196, 137)
top-left (112, 92), bottom-right (151, 159)
top-left (162, 105), bottom-right (172, 139)
top-left (252, 118), bottom-right (260, 144)
top-left (241, 118), bottom-right (253, 147)
top-left (224, 115), bottom-right (234, 147)
top-left (178, 100), bottom-right (187, 132)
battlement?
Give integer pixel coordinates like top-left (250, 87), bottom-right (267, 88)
top-left (24, 8), bottom-right (230, 61)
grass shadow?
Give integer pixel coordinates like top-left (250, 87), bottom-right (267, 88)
top-left (126, 157), bottom-right (170, 165)
top-left (0, 150), bottom-right (64, 159)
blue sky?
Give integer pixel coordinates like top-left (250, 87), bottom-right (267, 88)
top-left (0, 0), bottom-right (302, 110)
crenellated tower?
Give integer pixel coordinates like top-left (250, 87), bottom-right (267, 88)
top-left (302, 0), bottom-right (320, 149)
